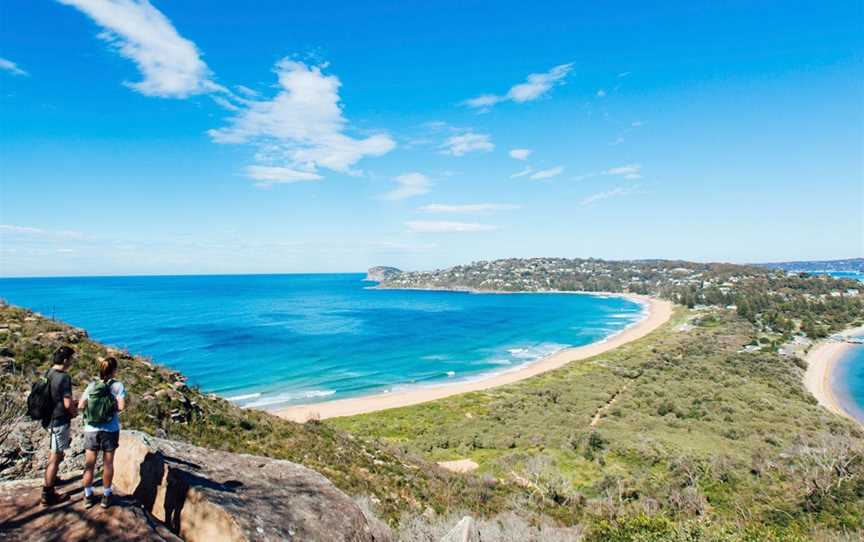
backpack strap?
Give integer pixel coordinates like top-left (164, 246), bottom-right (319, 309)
top-left (46, 369), bottom-right (55, 405)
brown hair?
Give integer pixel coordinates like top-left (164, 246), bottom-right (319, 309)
top-left (99, 357), bottom-right (118, 381)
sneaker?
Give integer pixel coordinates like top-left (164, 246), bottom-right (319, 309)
top-left (40, 488), bottom-right (70, 507)
top-left (84, 494), bottom-right (98, 509)
top-left (100, 493), bottom-right (112, 509)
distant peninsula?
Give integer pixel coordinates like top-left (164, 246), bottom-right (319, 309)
top-left (364, 266), bottom-right (402, 282)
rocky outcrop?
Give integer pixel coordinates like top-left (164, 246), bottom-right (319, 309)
top-left (113, 431), bottom-right (387, 542)
top-left (0, 479), bottom-right (182, 542)
top-left (440, 516), bottom-right (480, 542)
top-left (0, 417), bottom-right (88, 481)
top-left (0, 427), bottom-right (390, 541)
top-left (364, 266), bottom-right (402, 282)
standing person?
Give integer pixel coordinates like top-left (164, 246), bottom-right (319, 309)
top-left (43, 345), bottom-right (77, 506)
top-left (78, 356), bottom-right (127, 509)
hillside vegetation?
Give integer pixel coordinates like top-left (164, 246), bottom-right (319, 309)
top-left (335, 308), bottom-right (864, 540)
top-left (343, 259), bottom-right (864, 540)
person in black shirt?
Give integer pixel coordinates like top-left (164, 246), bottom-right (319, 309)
top-left (42, 346), bottom-right (78, 506)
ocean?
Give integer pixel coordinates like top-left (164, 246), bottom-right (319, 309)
top-left (828, 271), bottom-right (864, 424)
top-left (0, 274), bottom-right (644, 410)
top-left (834, 343), bottom-right (864, 424)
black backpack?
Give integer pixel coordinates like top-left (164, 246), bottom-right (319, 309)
top-left (27, 371), bottom-right (54, 427)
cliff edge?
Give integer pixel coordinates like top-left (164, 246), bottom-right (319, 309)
top-left (0, 430), bottom-right (390, 541)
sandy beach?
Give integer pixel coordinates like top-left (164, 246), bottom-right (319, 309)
top-left (803, 325), bottom-right (864, 424)
top-left (276, 294), bottom-right (674, 422)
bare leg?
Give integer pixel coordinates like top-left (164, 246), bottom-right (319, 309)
top-left (102, 450), bottom-right (114, 491)
top-left (44, 451), bottom-right (63, 488)
top-left (82, 449), bottom-right (97, 489)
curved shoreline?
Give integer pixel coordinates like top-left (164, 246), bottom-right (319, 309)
top-left (804, 326), bottom-right (864, 426)
top-left (275, 294), bottom-right (674, 422)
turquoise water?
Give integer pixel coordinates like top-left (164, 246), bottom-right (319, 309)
top-left (827, 271), bottom-right (864, 423)
top-left (826, 271), bottom-right (864, 281)
top-left (0, 274), bottom-right (643, 409)
top-left (833, 339), bottom-right (864, 425)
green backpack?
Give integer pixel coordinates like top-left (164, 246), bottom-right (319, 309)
top-left (84, 379), bottom-right (117, 425)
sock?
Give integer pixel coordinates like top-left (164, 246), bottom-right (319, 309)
top-left (104, 485), bottom-right (113, 497)
top-left (84, 486), bottom-right (94, 498)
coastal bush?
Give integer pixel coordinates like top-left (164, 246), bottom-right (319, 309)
top-left (335, 309), bottom-right (864, 536)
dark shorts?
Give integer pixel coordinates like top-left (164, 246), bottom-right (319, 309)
top-left (83, 430), bottom-right (120, 452)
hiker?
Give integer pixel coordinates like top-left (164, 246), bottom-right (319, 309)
top-left (42, 345), bottom-right (77, 506)
top-left (79, 356), bottom-right (127, 509)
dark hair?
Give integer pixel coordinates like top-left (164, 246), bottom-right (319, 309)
top-left (52, 346), bottom-right (75, 366)
top-left (99, 357), bottom-right (118, 381)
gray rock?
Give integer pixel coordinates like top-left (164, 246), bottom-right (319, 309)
top-left (114, 430), bottom-right (389, 542)
top-left (440, 516), bottom-right (481, 542)
top-left (0, 418), bottom-right (86, 481)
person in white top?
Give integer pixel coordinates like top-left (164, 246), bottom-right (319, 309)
top-left (78, 356), bottom-right (127, 509)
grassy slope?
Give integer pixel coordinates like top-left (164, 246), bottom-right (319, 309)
top-left (333, 308), bottom-right (864, 539)
top-left (0, 303), bottom-right (507, 524)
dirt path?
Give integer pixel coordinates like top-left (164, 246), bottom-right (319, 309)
top-left (590, 385), bottom-right (628, 427)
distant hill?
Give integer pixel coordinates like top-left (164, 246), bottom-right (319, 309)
top-left (757, 257), bottom-right (864, 273)
top-left (364, 266), bottom-right (402, 282)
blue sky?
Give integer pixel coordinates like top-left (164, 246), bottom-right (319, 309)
top-left (1, 0), bottom-right (862, 276)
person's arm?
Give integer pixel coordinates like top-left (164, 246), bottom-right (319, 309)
top-left (115, 382), bottom-right (127, 413)
top-left (62, 376), bottom-right (77, 417)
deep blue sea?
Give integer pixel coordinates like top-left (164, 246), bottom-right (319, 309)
top-left (0, 274), bottom-right (643, 410)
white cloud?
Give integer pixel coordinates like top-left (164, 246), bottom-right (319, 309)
top-left (380, 172), bottom-right (431, 200)
top-left (580, 185), bottom-right (639, 206)
top-left (234, 85), bottom-right (259, 97)
top-left (0, 58), bottom-right (28, 76)
top-left (406, 221), bottom-right (499, 233)
top-left (507, 64), bottom-right (573, 102)
top-left (631, 121), bottom-right (644, 127)
top-left (57, 0), bottom-right (219, 98)
top-left (464, 94), bottom-right (503, 109)
top-left (572, 163), bottom-right (643, 182)
top-left (510, 166), bottom-right (533, 179)
top-left (605, 163), bottom-right (642, 179)
top-left (209, 59), bottom-right (395, 180)
top-left (529, 166), bottom-right (564, 180)
top-left (464, 63), bottom-right (572, 109)
top-left (245, 165), bottom-right (322, 185)
top-left (509, 148), bottom-right (532, 161)
top-left (439, 131), bottom-right (493, 156)
top-left (596, 89), bottom-right (606, 97)
top-left (419, 203), bottom-right (520, 213)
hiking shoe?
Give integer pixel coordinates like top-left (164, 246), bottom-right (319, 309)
top-left (84, 494), bottom-right (98, 509)
top-left (100, 493), bottom-right (112, 509)
top-left (40, 488), bottom-right (70, 507)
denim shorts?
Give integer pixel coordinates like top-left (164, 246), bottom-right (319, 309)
top-left (48, 424), bottom-right (71, 453)
top-left (83, 430), bottom-right (120, 452)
